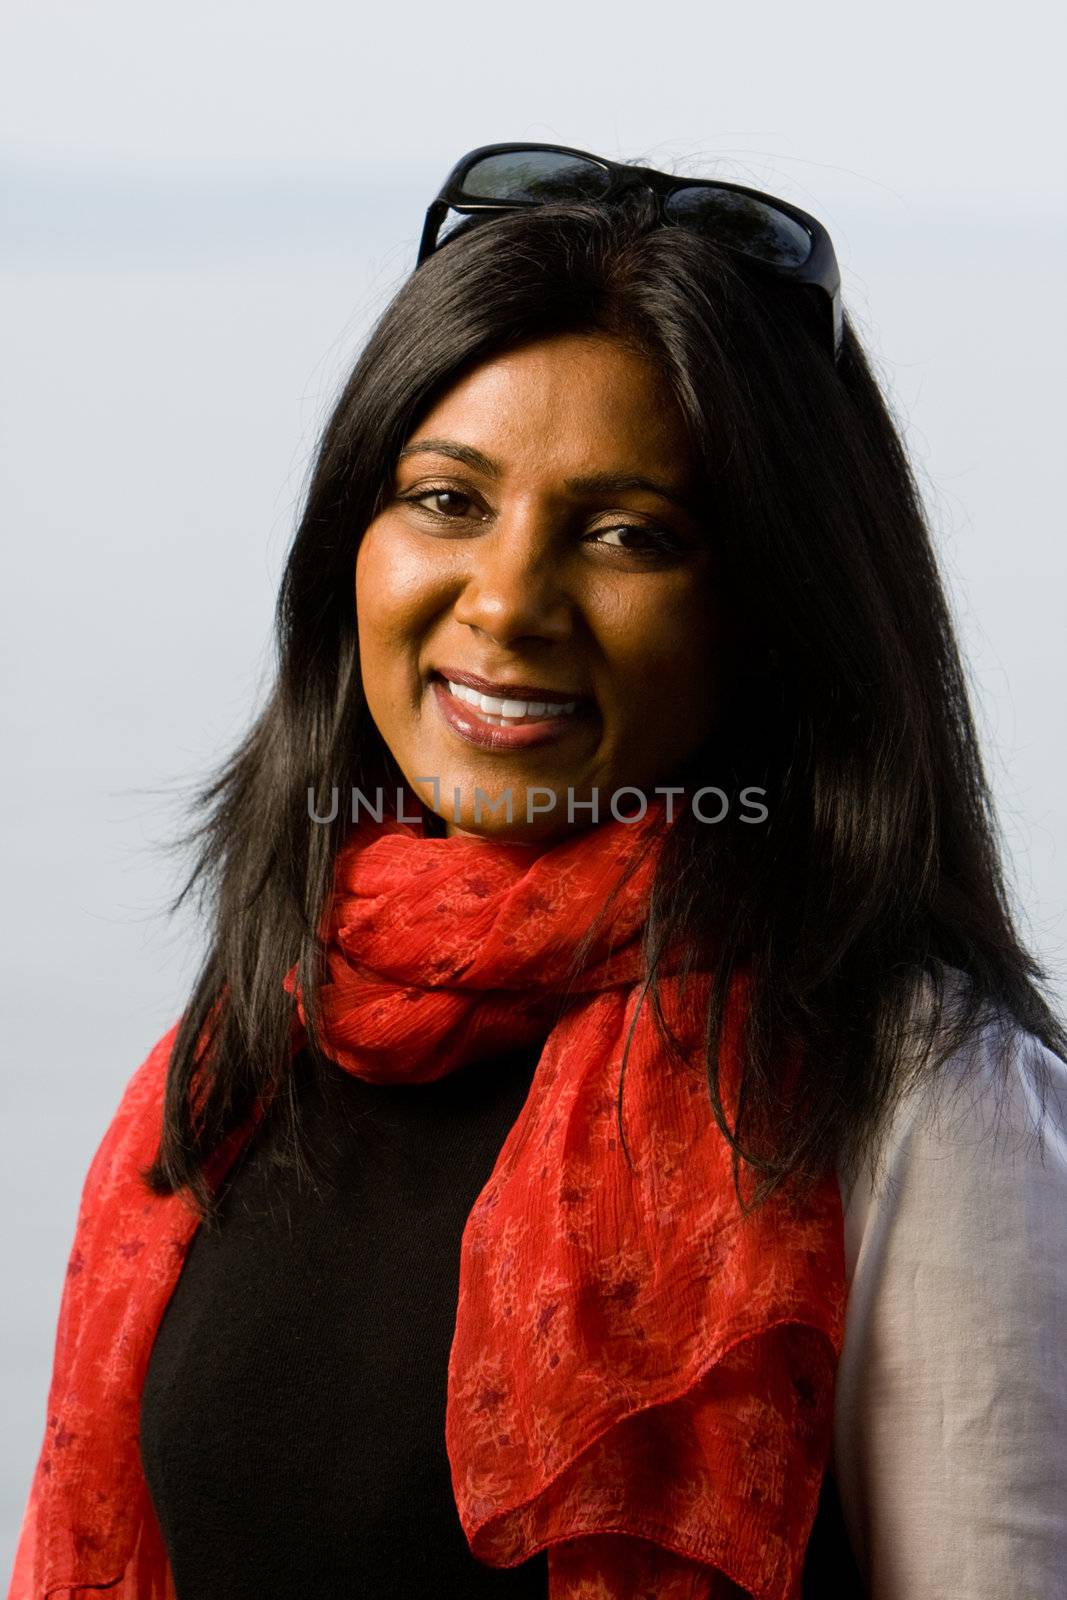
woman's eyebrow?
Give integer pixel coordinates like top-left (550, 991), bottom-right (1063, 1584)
top-left (395, 443), bottom-right (699, 514)
top-left (396, 439), bottom-right (500, 475)
top-left (564, 470), bottom-right (698, 514)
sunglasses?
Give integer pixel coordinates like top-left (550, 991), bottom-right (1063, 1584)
top-left (417, 142), bottom-right (843, 362)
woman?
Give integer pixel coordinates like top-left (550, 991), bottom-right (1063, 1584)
top-left (9, 144), bottom-right (1066, 1600)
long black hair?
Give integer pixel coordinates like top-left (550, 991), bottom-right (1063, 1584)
top-left (143, 188), bottom-right (1066, 1220)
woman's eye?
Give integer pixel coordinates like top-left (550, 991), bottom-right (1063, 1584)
top-left (408, 488), bottom-right (478, 519)
top-left (588, 524), bottom-right (680, 557)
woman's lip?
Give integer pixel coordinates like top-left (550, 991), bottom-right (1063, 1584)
top-left (430, 667), bottom-right (591, 706)
top-left (429, 677), bottom-right (591, 753)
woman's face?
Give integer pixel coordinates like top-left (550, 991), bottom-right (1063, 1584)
top-left (355, 331), bottom-right (724, 846)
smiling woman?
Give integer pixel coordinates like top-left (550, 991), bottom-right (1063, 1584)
top-left (355, 333), bottom-right (724, 844)
top-left (9, 145), bottom-right (1067, 1600)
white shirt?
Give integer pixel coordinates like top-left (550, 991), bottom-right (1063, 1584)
top-left (834, 1007), bottom-right (1067, 1598)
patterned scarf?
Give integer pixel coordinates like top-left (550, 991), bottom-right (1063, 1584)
top-left (10, 796), bottom-right (845, 1600)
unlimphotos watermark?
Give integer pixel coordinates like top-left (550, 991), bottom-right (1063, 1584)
top-left (307, 781), bottom-right (769, 826)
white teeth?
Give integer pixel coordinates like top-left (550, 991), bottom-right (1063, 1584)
top-left (445, 679), bottom-right (579, 720)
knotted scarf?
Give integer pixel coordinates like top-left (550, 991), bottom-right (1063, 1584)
top-left (10, 795), bottom-right (846, 1600)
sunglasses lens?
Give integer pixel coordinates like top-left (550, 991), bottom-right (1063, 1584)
top-left (458, 150), bottom-right (613, 203)
top-left (664, 187), bottom-right (812, 267)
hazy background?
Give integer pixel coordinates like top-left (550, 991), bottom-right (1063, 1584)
top-left (3, 0), bottom-right (1065, 1568)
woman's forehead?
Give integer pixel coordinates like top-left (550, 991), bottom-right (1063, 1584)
top-left (402, 332), bottom-right (701, 486)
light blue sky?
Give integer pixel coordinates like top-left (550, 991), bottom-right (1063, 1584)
top-left (3, 0), bottom-right (1065, 1569)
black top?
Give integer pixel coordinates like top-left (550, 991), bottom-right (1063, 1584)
top-left (139, 1044), bottom-right (864, 1598)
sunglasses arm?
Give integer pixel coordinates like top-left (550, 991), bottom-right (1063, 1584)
top-left (416, 201), bottom-right (450, 268)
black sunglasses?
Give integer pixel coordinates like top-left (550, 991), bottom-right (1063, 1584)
top-left (417, 142), bottom-right (843, 362)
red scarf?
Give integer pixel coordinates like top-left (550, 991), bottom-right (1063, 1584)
top-left (10, 798), bottom-right (846, 1600)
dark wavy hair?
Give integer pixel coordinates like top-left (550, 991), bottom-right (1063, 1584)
top-left (143, 187), bottom-right (1065, 1221)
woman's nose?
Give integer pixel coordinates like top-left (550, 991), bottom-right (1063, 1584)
top-left (450, 514), bottom-right (574, 647)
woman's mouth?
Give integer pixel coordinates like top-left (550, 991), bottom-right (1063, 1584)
top-left (428, 673), bottom-right (593, 752)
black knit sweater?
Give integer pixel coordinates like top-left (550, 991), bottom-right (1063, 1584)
top-left (139, 1044), bottom-right (862, 1598)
